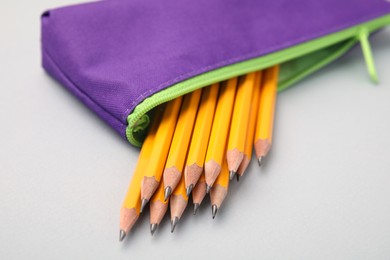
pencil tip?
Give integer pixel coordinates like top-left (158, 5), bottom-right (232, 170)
top-left (164, 186), bottom-right (172, 201)
top-left (171, 217), bottom-right (179, 233)
top-left (186, 184), bottom-right (193, 197)
top-left (193, 203), bottom-right (200, 215)
top-left (211, 205), bottom-right (218, 219)
top-left (150, 223), bottom-right (158, 236)
top-left (236, 174), bottom-right (240, 182)
top-left (119, 229), bottom-right (126, 242)
top-left (229, 170), bottom-right (236, 180)
top-left (258, 156), bottom-right (264, 167)
top-left (206, 185), bottom-right (211, 194)
top-left (140, 198), bottom-right (148, 213)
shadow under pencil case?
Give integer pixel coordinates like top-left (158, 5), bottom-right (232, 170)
top-left (41, 0), bottom-right (390, 146)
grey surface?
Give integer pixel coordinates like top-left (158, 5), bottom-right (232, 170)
top-left (1, 1), bottom-right (390, 259)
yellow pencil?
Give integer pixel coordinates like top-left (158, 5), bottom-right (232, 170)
top-left (227, 72), bottom-right (257, 180)
top-left (163, 89), bottom-right (202, 200)
top-left (140, 97), bottom-right (182, 211)
top-left (210, 154), bottom-right (229, 219)
top-left (119, 106), bottom-right (163, 242)
top-left (170, 173), bottom-right (188, 232)
top-left (149, 180), bottom-right (169, 236)
top-left (204, 78), bottom-right (237, 192)
top-left (184, 84), bottom-right (219, 196)
top-left (237, 71), bottom-right (263, 178)
top-left (254, 66), bottom-right (279, 166)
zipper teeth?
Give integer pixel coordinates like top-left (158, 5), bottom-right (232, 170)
top-left (128, 44), bottom-right (318, 126)
top-left (129, 41), bottom-right (325, 122)
top-left (127, 14), bottom-right (390, 146)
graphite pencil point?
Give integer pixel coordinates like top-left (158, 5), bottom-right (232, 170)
top-left (211, 205), bottom-right (218, 219)
top-left (119, 229), bottom-right (126, 242)
top-left (193, 203), bottom-right (200, 215)
top-left (186, 184), bottom-right (193, 197)
top-left (140, 199), bottom-right (148, 213)
top-left (258, 156), bottom-right (263, 167)
top-left (150, 223), bottom-right (158, 236)
top-left (164, 186), bottom-right (172, 201)
top-left (229, 170), bottom-right (236, 180)
top-left (206, 185), bottom-right (212, 194)
top-left (171, 217), bottom-right (179, 233)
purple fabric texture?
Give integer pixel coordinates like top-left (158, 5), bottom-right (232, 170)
top-left (41, 0), bottom-right (390, 138)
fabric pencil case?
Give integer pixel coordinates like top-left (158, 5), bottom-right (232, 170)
top-left (41, 0), bottom-right (390, 147)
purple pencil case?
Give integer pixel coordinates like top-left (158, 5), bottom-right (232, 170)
top-left (41, 0), bottom-right (390, 146)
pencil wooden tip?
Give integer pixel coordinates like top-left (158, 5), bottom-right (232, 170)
top-left (254, 139), bottom-right (271, 160)
top-left (211, 205), bottom-right (218, 219)
top-left (237, 155), bottom-right (250, 177)
top-left (119, 229), bottom-right (126, 242)
top-left (204, 160), bottom-right (222, 190)
top-left (150, 200), bottom-right (168, 228)
top-left (141, 176), bottom-right (159, 202)
top-left (227, 148), bottom-right (244, 173)
top-left (119, 207), bottom-right (139, 238)
top-left (163, 167), bottom-right (182, 194)
top-left (150, 224), bottom-right (158, 236)
top-left (184, 164), bottom-right (203, 190)
top-left (192, 181), bottom-right (207, 206)
top-left (210, 184), bottom-right (228, 212)
top-left (170, 194), bottom-right (188, 229)
top-left (164, 186), bottom-right (172, 201)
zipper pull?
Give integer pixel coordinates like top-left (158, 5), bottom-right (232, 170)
top-left (358, 28), bottom-right (379, 84)
top-left (132, 114), bottom-right (150, 132)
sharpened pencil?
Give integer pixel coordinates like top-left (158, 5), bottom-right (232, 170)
top-left (192, 172), bottom-right (207, 215)
top-left (254, 66), bottom-right (279, 166)
top-left (163, 90), bottom-right (202, 200)
top-left (119, 107), bottom-right (163, 241)
top-left (227, 73), bottom-right (257, 180)
top-left (184, 84), bottom-right (219, 196)
top-left (150, 180), bottom-right (168, 236)
top-left (210, 154), bottom-right (229, 219)
top-left (237, 71), bottom-right (263, 177)
top-left (204, 78), bottom-right (237, 191)
top-left (170, 173), bottom-right (188, 232)
top-left (140, 97), bottom-right (182, 210)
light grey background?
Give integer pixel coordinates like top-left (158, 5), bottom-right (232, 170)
top-left (1, 1), bottom-right (390, 259)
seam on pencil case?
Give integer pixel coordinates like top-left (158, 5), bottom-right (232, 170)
top-left (124, 11), bottom-right (389, 121)
top-left (43, 47), bottom-right (127, 131)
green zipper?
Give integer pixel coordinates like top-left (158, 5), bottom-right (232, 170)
top-left (127, 14), bottom-right (390, 147)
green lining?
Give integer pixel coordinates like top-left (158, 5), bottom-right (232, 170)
top-left (359, 28), bottom-right (379, 84)
top-left (278, 38), bottom-right (358, 91)
top-left (127, 14), bottom-right (390, 147)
